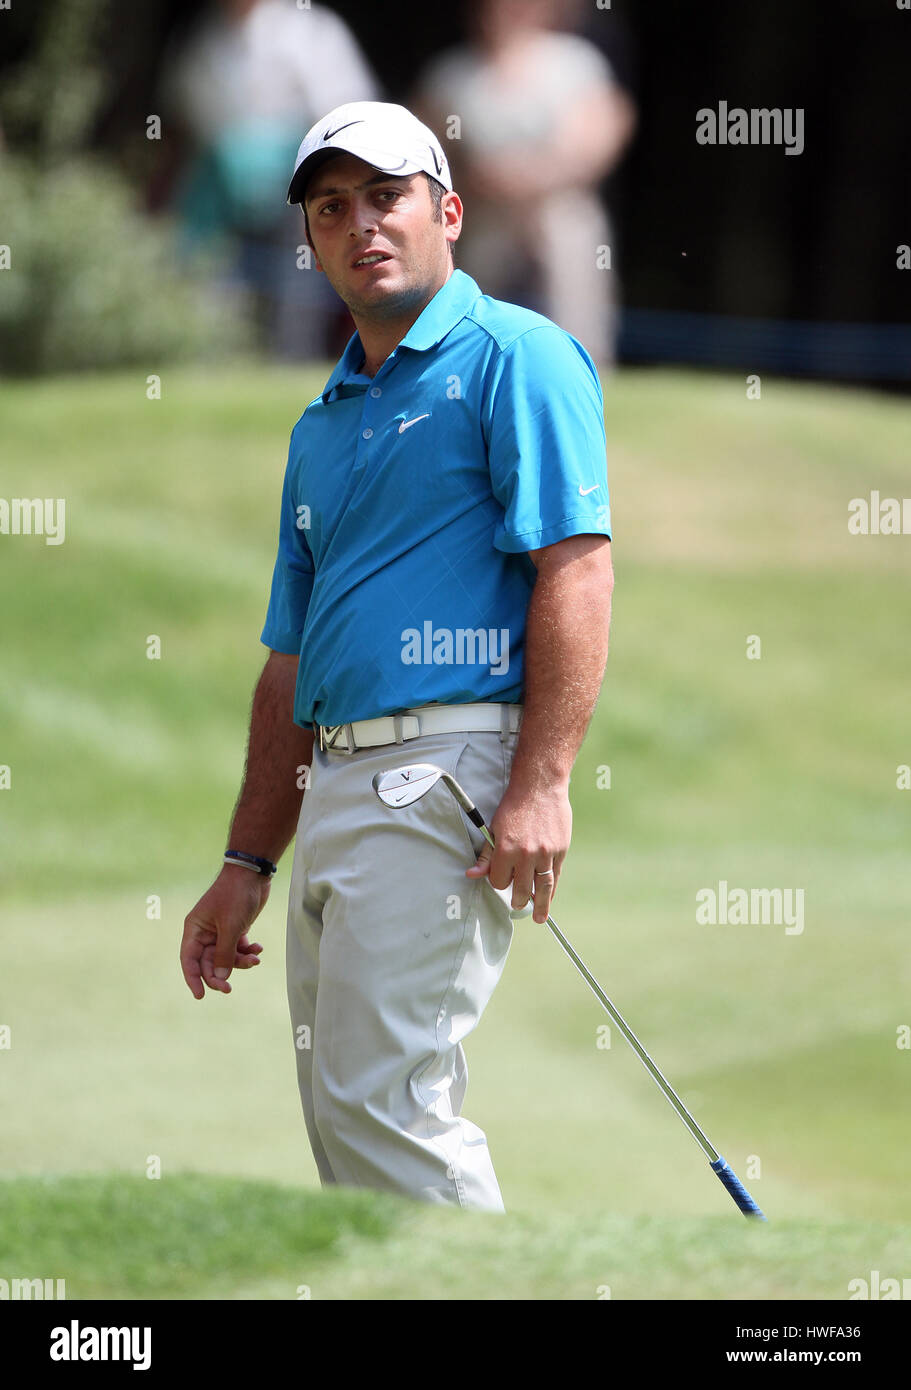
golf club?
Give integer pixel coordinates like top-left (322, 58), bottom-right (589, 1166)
top-left (372, 760), bottom-right (767, 1221)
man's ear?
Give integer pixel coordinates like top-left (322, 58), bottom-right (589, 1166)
top-left (442, 190), bottom-right (463, 253)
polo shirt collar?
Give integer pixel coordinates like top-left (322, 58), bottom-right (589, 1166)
top-left (398, 268), bottom-right (482, 351)
top-left (320, 270), bottom-right (482, 401)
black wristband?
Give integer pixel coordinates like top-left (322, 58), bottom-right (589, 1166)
top-left (224, 850), bottom-right (278, 877)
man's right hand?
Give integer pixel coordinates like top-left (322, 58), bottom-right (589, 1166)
top-left (180, 866), bottom-right (271, 999)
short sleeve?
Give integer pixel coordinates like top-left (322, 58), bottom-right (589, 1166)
top-left (484, 326), bottom-right (612, 553)
top-left (260, 440), bottom-right (315, 655)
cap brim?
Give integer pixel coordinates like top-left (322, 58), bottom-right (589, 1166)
top-left (287, 148), bottom-right (345, 207)
top-left (288, 140), bottom-right (431, 207)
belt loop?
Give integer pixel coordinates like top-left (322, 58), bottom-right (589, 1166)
top-left (393, 713), bottom-right (404, 744)
top-left (344, 722), bottom-right (355, 753)
top-left (499, 703), bottom-right (509, 743)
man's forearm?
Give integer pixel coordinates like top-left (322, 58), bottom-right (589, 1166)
top-left (509, 540), bottom-right (613, 795)
top-left (227, 652), bottom-right (314, 863)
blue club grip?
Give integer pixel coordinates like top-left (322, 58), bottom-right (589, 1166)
top-left (710, 1156), bottom-right (767, 1220)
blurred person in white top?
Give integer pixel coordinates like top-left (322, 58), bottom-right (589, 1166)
top-left (413, 0), bottom-right (636, 369)
top-left (159, 0), bottom-right (379, 358)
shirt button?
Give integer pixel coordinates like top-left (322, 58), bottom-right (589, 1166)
top-left (370, 386), bottom-right (382, 398)
top-left (362, 427), bottom-right (374, 439)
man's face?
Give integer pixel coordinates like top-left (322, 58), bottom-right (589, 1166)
top-left (304, 153), bottom-right (461, 321)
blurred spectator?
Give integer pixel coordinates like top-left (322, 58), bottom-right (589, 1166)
top-left (157, 0), bottom-right (379, 359)
top-left (413, 0), bottom-right (636, 368)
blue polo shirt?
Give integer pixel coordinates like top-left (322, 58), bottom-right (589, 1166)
top-left (261, 269), bottom-right (611, 728)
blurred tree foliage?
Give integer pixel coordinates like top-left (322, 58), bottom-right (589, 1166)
top-left (0, 0), bottom-right (252, 374)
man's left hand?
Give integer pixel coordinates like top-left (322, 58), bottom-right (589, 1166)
top-left (465, 782), bottom-right (571, 924)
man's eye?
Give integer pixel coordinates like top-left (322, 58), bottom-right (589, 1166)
top-left (318, 201), bottom-right (340, 215)
top-left (378, 190), bottom-right (400, 202)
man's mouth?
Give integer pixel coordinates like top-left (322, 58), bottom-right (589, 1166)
top-left (351, 251), bottom-right (392, 268)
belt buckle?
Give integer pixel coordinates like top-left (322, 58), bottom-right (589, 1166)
top-left (319, 723), bottom-right (349, 753)
top-left (322, 722), bottom-right (357, 754)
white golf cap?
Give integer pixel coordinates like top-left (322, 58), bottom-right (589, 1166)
top-left (286, 101), bottom-right (452, 207)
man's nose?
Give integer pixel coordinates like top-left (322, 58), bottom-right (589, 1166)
top-left (347, 197), bottom-right (378, 237)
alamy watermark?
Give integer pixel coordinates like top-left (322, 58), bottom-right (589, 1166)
top-left (696, 102), bottom-right (804, 156)
top-left (401, 622), bottom-right (510, 676)
top-left (1, 1276), bottom-right (66, 1299)
top-left (696, 880), bottom-right (804, 935)
top-left (848, 491), bottom-right (911, 534)
top-left (0, 497), bottom-right (66, 544)
top-left (848, 1270), bottom-right (910, 1300)
top-left (50, 1321), bottom-right (151, 1370)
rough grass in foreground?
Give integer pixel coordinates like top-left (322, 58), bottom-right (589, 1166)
top-left (2, 1174), bottom-right (909, 1301)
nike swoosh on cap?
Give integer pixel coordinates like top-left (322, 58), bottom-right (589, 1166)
top-left (323, 120), bottom-right (365, 141)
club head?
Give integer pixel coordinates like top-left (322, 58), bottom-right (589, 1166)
top-left (372, 763), bottom-right (445, 809)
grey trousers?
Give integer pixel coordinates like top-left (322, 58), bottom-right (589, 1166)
top-left (285, 726), bottom-right (520, 1211)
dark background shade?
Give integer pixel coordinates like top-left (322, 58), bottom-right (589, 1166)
top-left (3, 0), bottom-right (909, 376)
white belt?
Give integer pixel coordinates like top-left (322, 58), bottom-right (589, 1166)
top-left (315, 702), bottom-right (523, 754)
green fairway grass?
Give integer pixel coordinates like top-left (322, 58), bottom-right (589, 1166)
top-left (1, 364), bottom-right (909, 1297)
top-left (2, 1173), bottom-right (910, 1300)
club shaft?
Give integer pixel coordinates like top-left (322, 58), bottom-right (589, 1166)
top-left (472, 821), bottom-right (720, 1164)
top-left (376, 765), bottom-right (764, 1216)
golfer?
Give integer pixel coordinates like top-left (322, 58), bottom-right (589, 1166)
top-left (181, 102), bottom-right (614, 1212)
